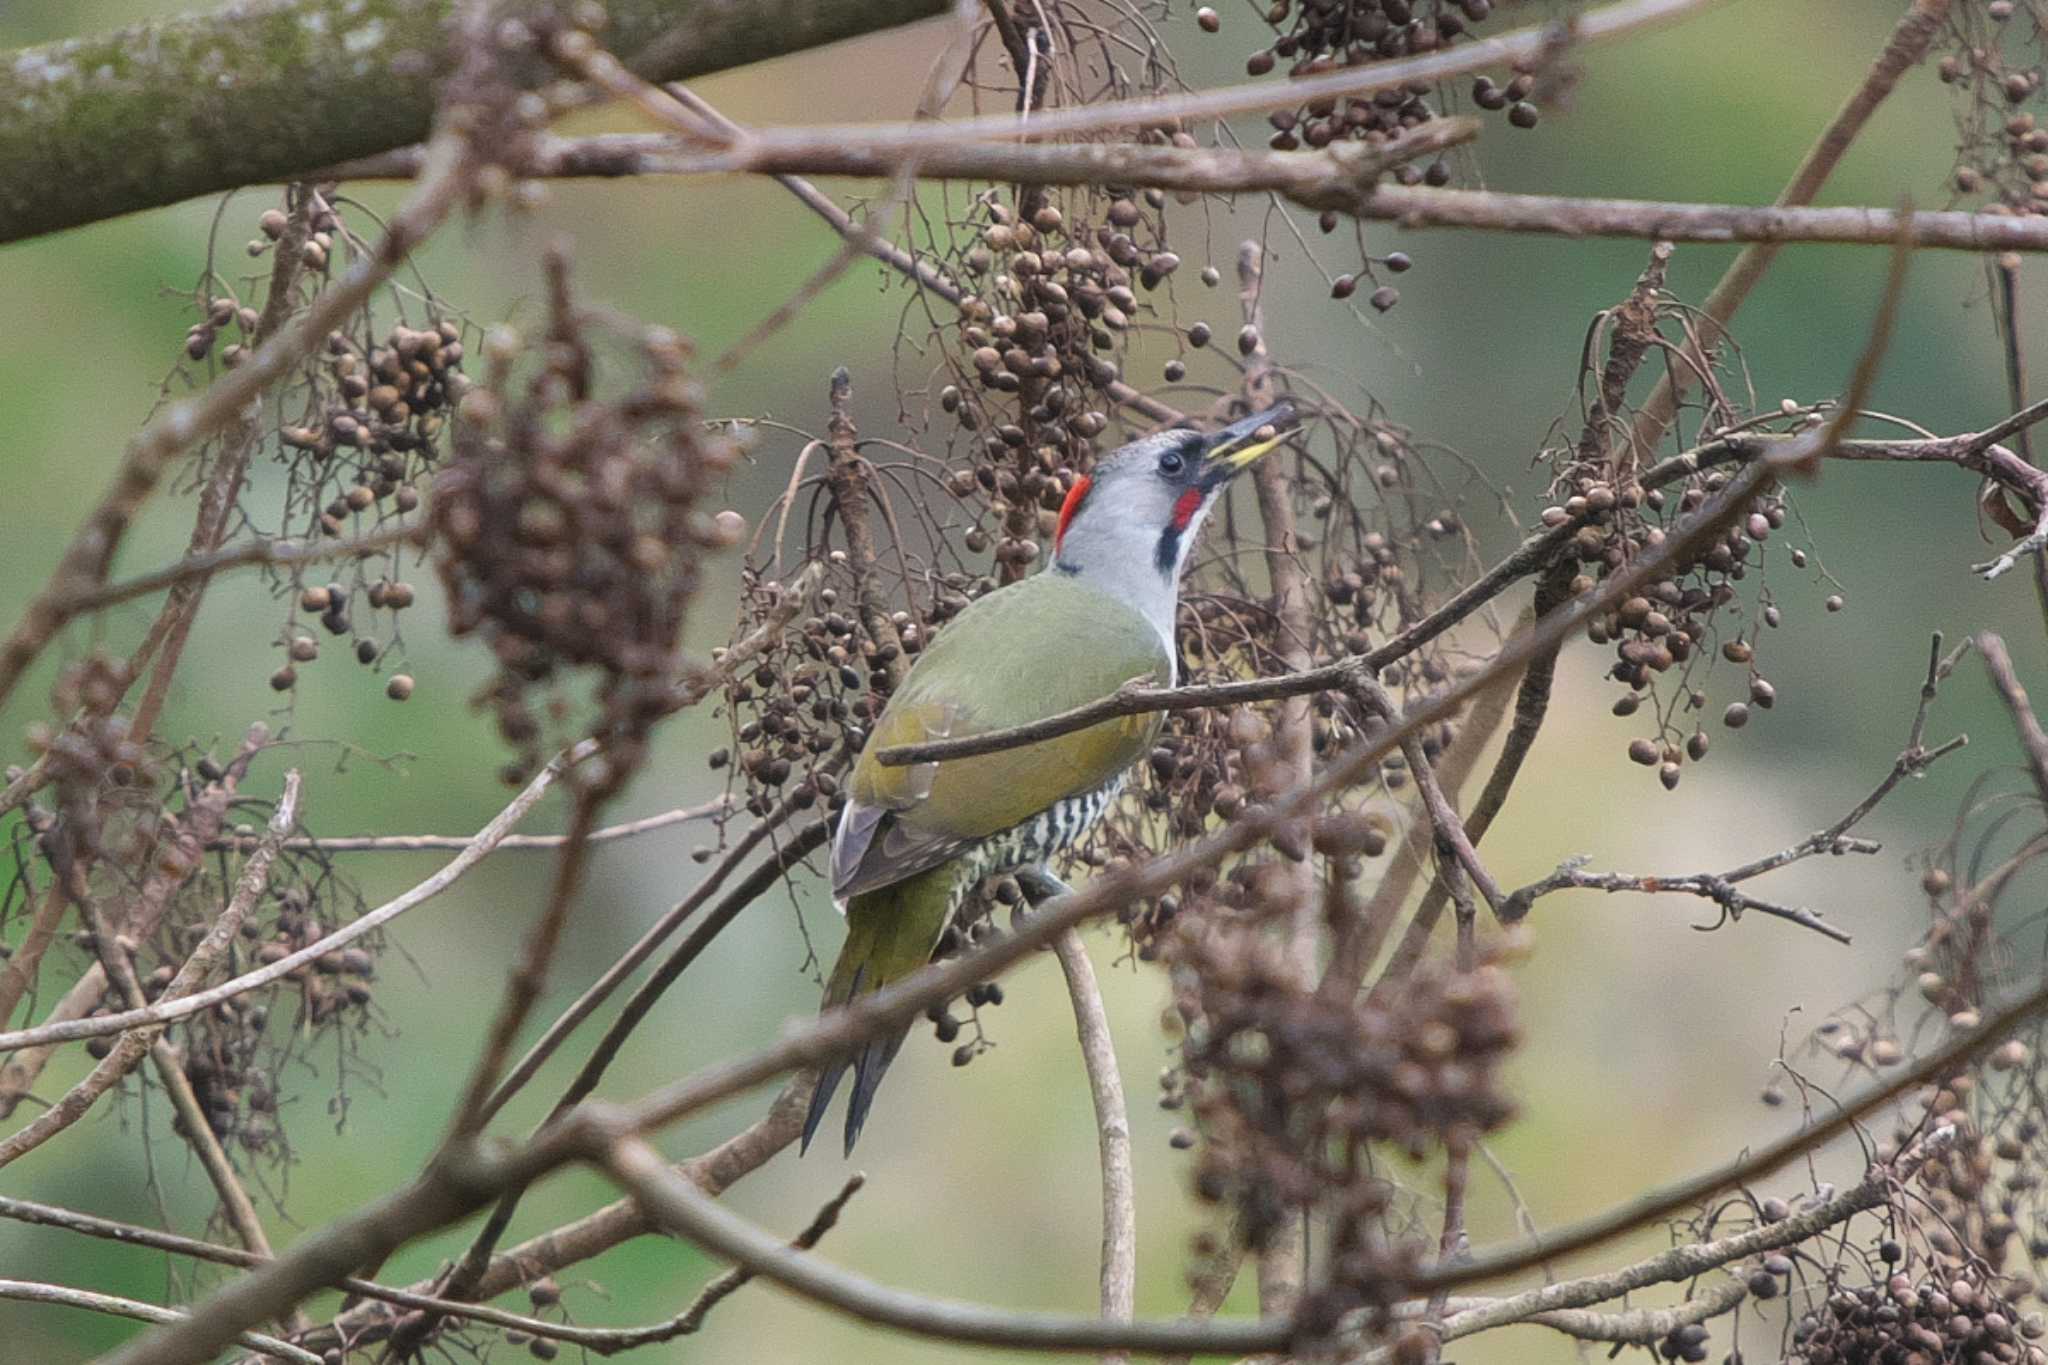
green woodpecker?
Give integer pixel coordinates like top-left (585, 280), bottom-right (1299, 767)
top-left (803, 402), bottom-right (1296, 1155)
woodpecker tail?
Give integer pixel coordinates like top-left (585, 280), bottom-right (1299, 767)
top-left (802, 863), bottom-right (959, 1157)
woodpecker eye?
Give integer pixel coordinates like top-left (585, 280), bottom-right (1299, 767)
top-left (1157, 449), bottom-right (1186, 477)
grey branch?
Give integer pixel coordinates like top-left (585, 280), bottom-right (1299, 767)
top-left (345, 131), bottom-right (2048, 256)
top-left (1052, 931), bottom-right (1137, 1364)
top-left (1405, 1126), bottom-right (1956, 1349)
top-left (605, 1134), bottom-right (1287, 1355)
top-left (0, 0), bottom-right (952, 244)
top-left (1978, 633), bottom-right (2048, 809)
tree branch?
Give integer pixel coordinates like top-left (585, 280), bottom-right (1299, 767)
top-left (605, 1133), bottom-right (1288, 1355)
top-left (1977, 632), bottom-right (2048, 808)
top-left (0, 0), bottom-right (954, 245)
top-left (1404, 1125), bottom-right (1956, 1343)
top-left (1052, 931), bottom-right (1136, 1365)
top-left (0, 1279), bottom-right (319, 1365)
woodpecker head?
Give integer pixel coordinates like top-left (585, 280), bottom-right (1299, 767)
top-left (1051, 402), bottom-right (1296, 591)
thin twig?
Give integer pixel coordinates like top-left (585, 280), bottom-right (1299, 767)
top-left (210, 796), bottom-right (728, 854)
top-left (0, 131), bottom-right (472, 711)
top-left (64, 523), bottom-right (427, 619)
top-left (0, 744), bottom-right (593, 1054)
top-left (1404, 1126), bottom-right (1956, 1340)
top-left (1052, 931), bottom-right (1136, 1365)
top-left (0, 1191), bottom-right (808, 1354)
top-left (0, 1279), bottom-right (319, 1365)
top-left (1628, 0), bottom-right (1951, 453)
top-left (1977, 632), bottom-right (2048, 808)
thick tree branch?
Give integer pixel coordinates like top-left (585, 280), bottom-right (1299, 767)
top-left (0, 0), bottom-right (952, 245)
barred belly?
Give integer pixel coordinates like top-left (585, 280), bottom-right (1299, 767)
top-left (946, 773), bottom-right (1126, 899)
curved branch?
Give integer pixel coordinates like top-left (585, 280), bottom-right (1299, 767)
top-left (606, 1134), bottom-right (1285, 1356)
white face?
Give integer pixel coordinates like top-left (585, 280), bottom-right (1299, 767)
top-left (1051, 429), bottom-right (1218, 587)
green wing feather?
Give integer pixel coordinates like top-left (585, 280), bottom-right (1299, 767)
top-left (833, 573), bottom-right (1172, 898)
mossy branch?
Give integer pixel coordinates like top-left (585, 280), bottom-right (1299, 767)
top-left (0, 0), bottom-right (947, 245)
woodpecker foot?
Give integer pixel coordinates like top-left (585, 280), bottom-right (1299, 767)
top-left (1011, 866), bottom-right (1076, 930)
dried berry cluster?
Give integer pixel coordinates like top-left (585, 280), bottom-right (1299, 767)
top-left (1232, 0), bottom-right (1536, 151)
top-left (21, 654), bottom-right (152, 872)
top-left (179, 189), bottom-right (464, 706)
top-left (943, 186), bottom-right (1183, 581)
top-left (433, 249), bottom-right (743, 787)
top-left (1938, 2), bottom-right (2048, 216)
top-left (1167, 914), bottom-right (1518, 1244)
top-left (1788, 1262), bottom-right (2044, 1365)
top-left (1536, 256), bottom-right (1839, 792)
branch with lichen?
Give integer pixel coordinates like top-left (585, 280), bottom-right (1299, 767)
top-left (0, 0), bottom-right (953, 244)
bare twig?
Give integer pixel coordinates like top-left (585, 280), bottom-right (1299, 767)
top-left (64, 523), bottom-right (426, 619)
top-left (444, 790), bottom-right (602, 1139)
top-left (0, 1279), bottom-right (319, 1365)
top-left (1409, 1285), bottom-right (1761, 1358)
top-left (0, 884), bottom-right (68, 1030)
top-left (211, 796), bottom-right (728, 854)
top-left (478, 800), bottom-right (826, 1123)
top-left (0, 743), bottom-right (594, 1054)
top-left (0, 1191), bottom-right (806, 1354)
top-left (595, 1174), bottom-right (866, 1351)
top-left (1052, 931), bottom-right (1136, 1365)
top-left (1629, 0), bottom-right (1952, 452)
top-left (1977, 632), bottom-right (2048, 807)
top-left (1407, 1126), bottom-right (1957, 1339)
top-left (0, 130), bottom-right (472, 712)
top-left (1501, 864), bottom-right (1858, 943)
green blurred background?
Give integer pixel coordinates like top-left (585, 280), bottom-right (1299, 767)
top-left (3, 0), bottom-right (2048, 1360)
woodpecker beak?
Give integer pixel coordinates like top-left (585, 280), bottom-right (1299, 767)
top-left (1202, 402), bottom-right (1297, 475)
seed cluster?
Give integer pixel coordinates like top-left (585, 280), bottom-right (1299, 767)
top-left (1788, 1264), bottom-right (2044, 1365)
top-left (1232, 0), bottom-right (1539, 155)
top-left (1168, 917), bottom-right (1518, 1273)
top-left (945, 187), bottom-right (1185, 579)
top-left (1938, 2), bottom-right (2048, 217)
top-left (433, 249), bottom-right (743, 788)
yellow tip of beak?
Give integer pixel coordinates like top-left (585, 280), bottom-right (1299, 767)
top-left (1211, 429), bottom-right (1288, 470)
top-left (1203, 403), bottom-right (1296, 472)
